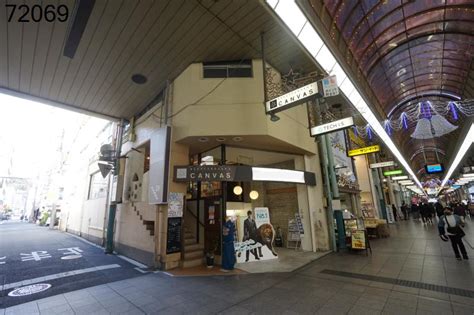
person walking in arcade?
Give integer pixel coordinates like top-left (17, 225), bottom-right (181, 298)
top-left (438, 206), bottom-right (468, 260)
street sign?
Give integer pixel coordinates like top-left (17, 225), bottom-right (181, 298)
top-left (369, 161), bottom-right (394, 169)
top-left (310, 117), bottom-right (353, 136)
top-left (322, 75), bottom-right (339, 97)
top-left (265, 82), bottom-right (319, 114)
top-left (347, 145), bottom-right (380, 157)
top-left (383, 169), bottom-right (403, 176)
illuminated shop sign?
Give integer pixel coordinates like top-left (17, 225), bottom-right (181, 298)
top-left (265, 82), bottom-right (319, 114)
top-left (310, 117), bottom-right (353, 136)
top-left (383, 169), bottom-right (403, 176)
top-left (369, 161), bottom-right (394, 169)
top-left (173, 165), bottom-right (316, 185)
top-left (424, 163), bottom-right (444, 174)
top-left (347, 145), bottom-right (380, 157)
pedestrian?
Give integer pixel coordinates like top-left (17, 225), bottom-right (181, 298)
top-left (454, 202), bottom-right (466, 221)
top-left (392, 204), bottom-right (398, 222)
top-left (435, 201), bottom-right (444, 220)
top-left (438, 206), bottom-right (468, 260)
top-left (401, 201), bottom-right (408, 220)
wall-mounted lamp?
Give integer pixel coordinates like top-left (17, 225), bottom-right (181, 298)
top-left (270, 114), bottom-right (280, 122)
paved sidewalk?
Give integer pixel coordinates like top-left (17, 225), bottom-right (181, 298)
top-left (1, 219), bottom-right (473, 314)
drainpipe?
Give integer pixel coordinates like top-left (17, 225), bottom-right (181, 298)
top-left (105, 119), bottom-right (125, 254)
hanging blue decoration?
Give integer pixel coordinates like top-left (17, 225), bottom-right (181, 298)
top-left (352, 126), bottom-right (358, 137)
top-left (420, 101), bottom-right (433, 119)
top-left (366, 124), bottom-right (373, 140)
top-left (384, 120), bottom-right (392, 136)
top-left (401, 112), bottom-right (408, 130)
top-left (449, 101), bottom-right (459, 120)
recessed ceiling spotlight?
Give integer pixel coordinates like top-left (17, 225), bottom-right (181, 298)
top-left (232, 136), bottom-right (243, 142)
top-left (397, 68), bottom-right (406, 76)
top-left (131, 74), bottom-right (147, 84)
top-left (198, 137), bottom-right (209, 142)
top-left (389, 42), bottom-right (397, 47)
top-left (216, 137), bottom-right (226, 142)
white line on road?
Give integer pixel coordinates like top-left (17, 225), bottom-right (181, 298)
top-left (134, 267), bottom-right (148, 274)
top-left (1, 264), bottom-right (121, 291)
top-left (117, 255), bottom-right (148, 269)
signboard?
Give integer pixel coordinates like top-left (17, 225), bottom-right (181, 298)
top-left (347, 145), bottom-right (380, 157)
top-left (310, 117), bottom-right (353, 136)
top-left (329, 131), bottom-right (356, 188)
top-left (295, 213), bottom-right (304, 234)
top-left (351, 230), bottom-right (366, 249)
top-left (234, 207), bottom-right (278, 263)
top-left (166, 217), bottom-right (182, 254)
top-left (174, 165), bottom-right (237, 182)
top-left (425, 163), bottom-right (444, 174)
top-left (322, 75), bottom-right (339, 97)
top-left (370, 161), bottom-right (395, 169)
top-left (383, 169), bottom-right (403, 176)
top-left (265, 82), bottom-right (319, 114)
top-left (149, 126), bottom-right (171, 204)
top-left (386, 205), bottom-right (395, 224)
top-left (167, 193), bottom-right (183, 218)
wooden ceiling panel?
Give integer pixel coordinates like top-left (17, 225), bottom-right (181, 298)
top-left (0, 3), bottom-right (7, 87)
top-left (1, 0), bottom-right (317, 120)
top-left (92, 0), bottom-right (188, 114)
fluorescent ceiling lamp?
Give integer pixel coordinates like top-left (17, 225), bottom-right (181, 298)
top-left (252, 167), bottom-right (305, 183)
top-left (440, 123), bottom-right (474, 187)
top-left (461, 173), bottom-right (474, 178)
top-left (392, 176), bottom-right (409, 181)
top-left (398, 180), bottom-right (414, 185)
top-left (267, 0), bottom-right (424, 191)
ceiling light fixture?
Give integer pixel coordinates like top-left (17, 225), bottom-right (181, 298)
top-left (198, 137), bottom-right (209, 143)
top-left (440, 123), bottom-right (474, 187)
top-left (392, 175), bottom-right (408, 181)
top-left (233, 186), bottom-right (243, 196)
top-left (266, 0), bottom-right (424, 192)
top-left (216, 137), bottom-right (226, 142)
top-left (232, 136), bottom-right (243, 142)
top-left (131, 74), bottom-right (147, 84)
top-left (270, 113), bottom-right (280, 122)
top-left (249, 190), bottom-right (259, 200)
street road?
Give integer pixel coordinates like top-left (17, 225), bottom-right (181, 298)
top-left (0, 221), bottom-right (144, 307)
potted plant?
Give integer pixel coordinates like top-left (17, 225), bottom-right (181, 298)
top-left (206, 239), bottom-right (218, 268)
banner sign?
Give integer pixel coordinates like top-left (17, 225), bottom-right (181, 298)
top-left (310, 117), bottom-right (353, 136)
top-left (174, 165), bottom-right (316, 186)
top-left (322, 75), bottom-right (339, 97)
top-left (149, 126), bottom-right (171, 204)
top-left (386, 205), bottom-right (395, 223)
top-left (351, 230), bottom-right (366, 249)
top-left (265, 82), bottom-right (319, 114)
top-left (347, 145), bottom-right (380, 157)
top-left (383, 169), bottom-right (403, 176)
top-left (369, 161), bottom-right (394, 169)
top-left (295, 213), bottom-right (304, 234)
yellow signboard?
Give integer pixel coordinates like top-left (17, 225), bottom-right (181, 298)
top-left (351, 230), bottom-right (366, 249)
top-left (347, 145), bottom-right (380, 157)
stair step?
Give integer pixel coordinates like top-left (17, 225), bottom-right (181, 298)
top-left (184, 250), bottom-right (204, 260)
top-left (184, 244), bottom-right (203, 252)
top-left (182, 257), bottom-right (204, 268)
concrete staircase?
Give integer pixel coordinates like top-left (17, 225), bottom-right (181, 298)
top-left (182, 227), bottom-right (204, 268)
top-left (131, 201), bottom-right (155, 236)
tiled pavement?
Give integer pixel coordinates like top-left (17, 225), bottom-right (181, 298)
top-left (1, 218), bottom-right (474, 314)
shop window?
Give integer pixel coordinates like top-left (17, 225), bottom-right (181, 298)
top-left (88, 172), bottom-right (108, 200)
top-left (203, 60), bottom-right (252, 78)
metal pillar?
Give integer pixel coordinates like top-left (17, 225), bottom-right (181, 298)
top-left (105, 119), bottom-right (125, 254)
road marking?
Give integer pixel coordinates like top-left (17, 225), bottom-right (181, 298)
top-left (134, 267), bottom-right (148, 274)
top-left (117, 255), bottom-right (148, 269)
top-left (8, 284), bottom-right (51, 297)
top-left (0, 264), bottom-right (121, 291)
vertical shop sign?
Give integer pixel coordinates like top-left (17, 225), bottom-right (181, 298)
top-left (149, 126), bottom-right (171, 204)
top-left (167, 193), bottom-right (183, 218)
top-left (322, 75), bottom-right (339, 97)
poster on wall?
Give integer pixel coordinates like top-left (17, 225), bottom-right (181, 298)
top-left (167, 193), bottom-right (183, 218)
top-left (328, 131), bottom-right (356, 187)
top-left (234, 207), bottom-right (278, 263)
top-left (386, 205), bottom-right (395, 224)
